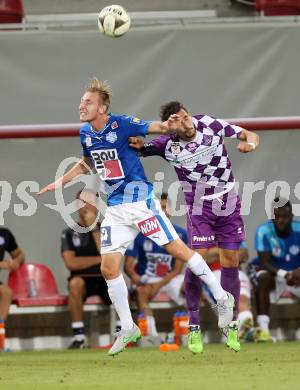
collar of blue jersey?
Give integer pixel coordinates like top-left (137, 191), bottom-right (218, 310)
top-left (88, 113), bottom-right (112, 133)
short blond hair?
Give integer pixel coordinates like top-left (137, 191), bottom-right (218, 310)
top-left (85, 77), bottom-right (113, 110)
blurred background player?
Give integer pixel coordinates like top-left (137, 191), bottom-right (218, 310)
top-left (39, 78), bottom-right (234, 356)
top-left (129, 100), bottom-right (259, 352)
top-left (254, 198), bottom-right (300, 342)
top-left (0, 226), bottom-right (24, 350)
top-left (61, 189), bottom-right (111, 349)
top-left (125, 193), bottom-right (187, 338)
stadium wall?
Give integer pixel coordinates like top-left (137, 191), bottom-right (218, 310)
top-left (1, 21), bottom-right (299, 291)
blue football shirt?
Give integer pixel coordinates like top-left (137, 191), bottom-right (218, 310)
top-left (80, 114), bottom-right (153, 206)
top-left (255, 220), bottom-right (300, 271)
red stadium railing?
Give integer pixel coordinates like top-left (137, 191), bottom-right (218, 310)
top-left (1, 117), bottom-right (300, 139)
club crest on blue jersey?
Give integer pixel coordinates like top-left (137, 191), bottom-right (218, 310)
top-left (106, 131), bottom-right (118, 143)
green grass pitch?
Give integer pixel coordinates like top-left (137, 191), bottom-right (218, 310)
top-left (0, 342), bottom-right (299, 390)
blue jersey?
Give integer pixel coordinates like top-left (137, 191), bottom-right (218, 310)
top-left (255, 220), bottom-right (300, 271)
top-left (80, 114), bottom-right (153, 206)
top-left (126, 224), bottom-right (188, 278)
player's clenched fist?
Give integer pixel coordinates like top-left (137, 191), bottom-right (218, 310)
top-left (128, 137), bottom-right (144, 150)
top-left (286, 269), bottom-right (300, 286)
top-left (237, 141), bottom-right (257, 153)
top-left (167, 114), bottom-right (182, 131)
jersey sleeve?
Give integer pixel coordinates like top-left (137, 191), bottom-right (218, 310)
top-left (122, 115), bottom-right (151, 137)
top-left (181, 229), bottom-right (188, 245)
top-left (196, 114), bottom-right (243, 138)
top-left (255, 226), bottom-right (271, 252)
top-left (61, 230), bottom-right (74, 253)
top-left (174, 225), bottom-right (188, 246)
top-left (80, 128), bottom-right (91, 157)
top-left (5, 229), bottom-right (18, 253)
top-left (140, 136), bottom-right (169, 158)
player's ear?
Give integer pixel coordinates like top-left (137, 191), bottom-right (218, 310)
top-left (99, 104), bottom-right (107, 114)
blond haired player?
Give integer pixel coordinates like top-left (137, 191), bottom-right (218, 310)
top-left (38, 78), bottom-right (234, 356)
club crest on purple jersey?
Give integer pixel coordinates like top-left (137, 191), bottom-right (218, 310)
top-left (202, 134), bottom-right (213, 146)
top-left (168, 142), bottom-right (183, 156)
top-left (185, 142), bottom-right (199, 153)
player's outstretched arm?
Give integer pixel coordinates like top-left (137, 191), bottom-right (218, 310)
top-left (37, 157), bottom-right (91, 195)
top-left (129, 136), bottom-right (169, 158)
top-left (147, 114), bottom-right (182, 135)
top-left (237, 129), bottom-right (259, 153)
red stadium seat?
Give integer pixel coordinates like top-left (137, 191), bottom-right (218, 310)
top-left (0, 0), bottom-right (24, 23)
top-left (8, 263), bottom-right (68, 306)
top-left (256, 0), bottom-right (300, 16)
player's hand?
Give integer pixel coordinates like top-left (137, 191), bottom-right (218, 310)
top-left (237, 141), bottom-right (256, 153)
top-left (7, 259), bottom-right (20, 272)
top-left (286, 269), bottom-right (300, 286)
top-left (167, 114), bottom-right (182, 131)
top-left (37, 181), bottom-right (60, 195)
top-left (128, 137), bottom-right (145, 150)
top-left (1, 259), bottom-right (20, 272)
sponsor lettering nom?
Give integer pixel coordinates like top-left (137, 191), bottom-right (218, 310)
top-left (138, 217), bottom-right (161, 237)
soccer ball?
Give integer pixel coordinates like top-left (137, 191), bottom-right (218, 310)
top-left (98, 5), bottom-right (131, 38)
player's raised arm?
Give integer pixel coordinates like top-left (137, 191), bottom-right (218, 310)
top-left (237, 128), bottom-right (259, 153)
top-left (129, 135), bottom-right (170, 159)
top-left (147, 114), bottom-right (182, 135)
top-left (37, 156), bottom-right (92, 195)
top-left (199, 114), bottom-right (259, 154)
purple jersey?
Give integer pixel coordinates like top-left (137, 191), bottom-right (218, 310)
top-left (141, 114), bottom-right (243, 202)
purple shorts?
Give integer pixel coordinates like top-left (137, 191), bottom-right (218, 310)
top-left (186, 190), bottom-right (245, 249)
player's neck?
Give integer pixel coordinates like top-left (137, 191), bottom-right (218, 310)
top-left (181, 134), bottom-right (196, 142)
top-left (90, 115), bottom-right (109, 132)
top-left (275, 226), bottom-right (291, 238)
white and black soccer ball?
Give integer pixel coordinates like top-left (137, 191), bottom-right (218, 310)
top-left (98, 5), bottom-right (131, 38)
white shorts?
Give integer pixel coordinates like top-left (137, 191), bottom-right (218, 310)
top-left (257, 270), bottom-right (300, 303)
top-left (204, 269), bottom-right (251, 302)
top-left (146, 275), bottom-right (185, 306)
top-left (100, 199), bottom-right (179, 255)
